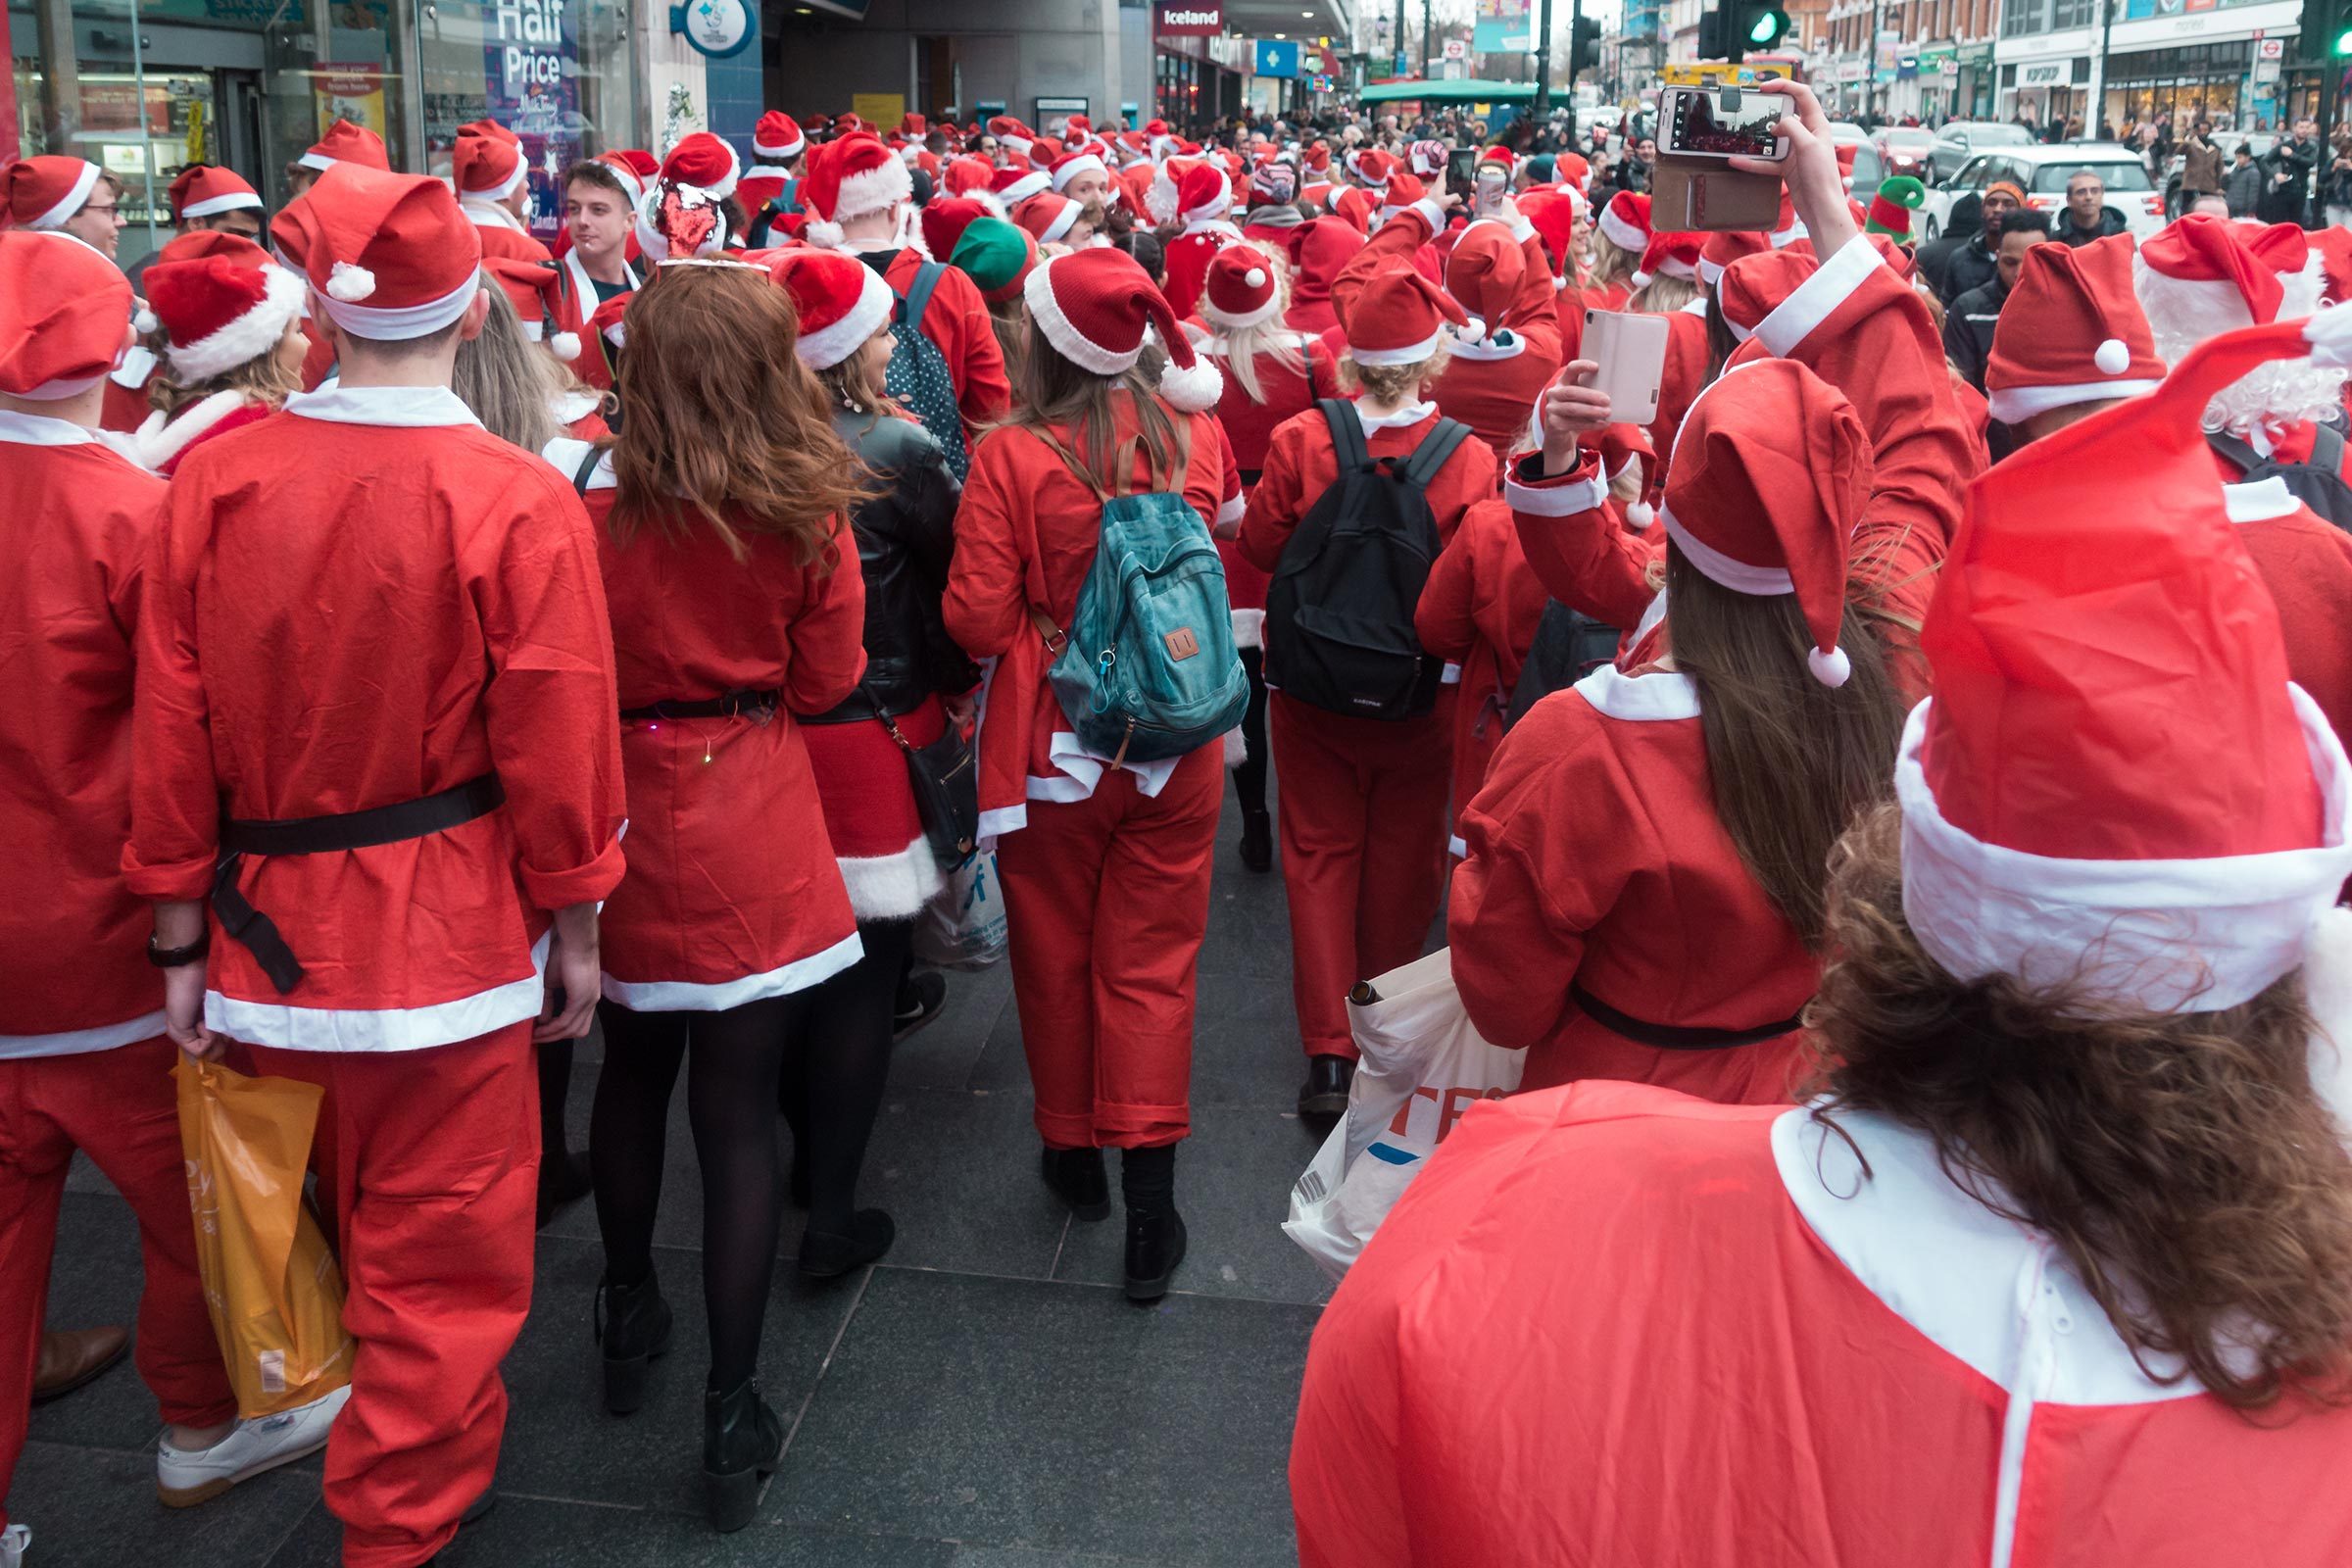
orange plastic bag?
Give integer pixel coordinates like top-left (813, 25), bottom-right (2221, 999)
top-left (175, 1058), bottom-right (355, 1417)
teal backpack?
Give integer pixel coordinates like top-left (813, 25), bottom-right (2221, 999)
top-left (1024, 425), bottom-right (1249, 765)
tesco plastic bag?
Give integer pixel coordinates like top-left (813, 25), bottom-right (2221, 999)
top-left (1283, 949), bottom-right (1523, 1282)
top-left (912, 846), bottom-right (1009, 971)
top-left (176, 1058), bottom-right (355, 1417)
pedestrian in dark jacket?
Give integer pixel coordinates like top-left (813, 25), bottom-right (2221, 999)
top-left (1928, 181), bottom-right (2024, 305)
top-left (2053, 170), bottom-right (2131, 246)
top-left (2225, 143), bottom-right (2264, 216)
top-left (2260, 120), bottom-right (2320, 224)
top-left (1944, 209), bottom-right (2050, 394)
top-left (2180, 122), bottom-right (2225, 211)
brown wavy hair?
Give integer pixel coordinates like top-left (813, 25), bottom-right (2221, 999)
top-left (1807, 803), bottom-right (2352, 1413)
top-left (608, 265), bottom-right (874, 563)
top-left (1665, 544), bottom-right (1906, 948)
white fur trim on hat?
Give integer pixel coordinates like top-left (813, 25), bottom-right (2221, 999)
top-left (1051, 154), bottom-right (1107, 193)
top-left (296, 150), bottom-right (337, 172)
top-left (317, 270), bottom-right (480, 341)
top-left (1201, 289), bottom-right (1281, 332)
top-left (1348, 326), bottom-right (1446, 368)
top-left (755, 130), bottom-right (805, 161)
top-left (1597, 202), bottom-right (1645, 253)
top-left (166, 264), bottom-right (307, 384)
top-left (795, 265), bottom-right (897, 370)
top-left (1655, 254), bottom-right (1698, 281)
top-left (1022, 254), bottom-right (1139, 375)
top-left (1038, 199), bottom-right (1080, 244)
top-left (1001, 170), bottom-right (1051, 206)
top-left (834, 153), bottom-right (913, 222)
top-left (804, 219), bottom-right (847, 249)
top-left (1895, 686), bottom-right (2352, 1014)
top-left (179, 190), bottom-right (265, 220)
top-left (476, 152), bottom-right (529, 203)
top-left (25, 161), bottom-right (102, 230)
top-left (1984, 377), bottom-right (2162, 426)
top-left (1660, 503), bottom-right (1795, 595)
top-left (1156, 354), bottom-right (1223, 413)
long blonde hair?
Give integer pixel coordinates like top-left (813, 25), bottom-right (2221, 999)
top-left (1629, 272), bottom-right (1699, 316)
top-left (452, 278), bottom-right (562, 453)
top-left (1591, 229), bottom-right (1641, 289)
top-left (1208, 253), bottom-right (1303, 405)
top-left (148, 326), bottom-right (301, 419)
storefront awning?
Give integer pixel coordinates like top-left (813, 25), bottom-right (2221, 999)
top-left (1359, 78), bottom-right (1538, 103)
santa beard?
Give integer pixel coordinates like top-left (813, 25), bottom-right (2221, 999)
top-left (2135, 251), bottom-right (2349, 438)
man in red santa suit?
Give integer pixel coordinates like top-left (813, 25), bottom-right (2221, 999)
top-left (165, 165), bottom-right (265, 242)
top-left (1239, 267), bottom-right (1499, 1116)
top-left (0, 228), bottom-right (350, 1568)
top-left (7, 156), bottom-right (152, 429)
top-left (1429, 220), bottom-right (1563, 464)
top-left (1161, 162), bottom-right (1243, 318)
top-left (1294, 304), bottom-right (2352, 1568)
top-left (798, 129), bottom-right (1009, 472)
top-left (551, 155), bottom-right (643, 369)
top-left (453, 118), bottom-right (531, 233)
top-left (124, 164), bottom-right (625, 1568)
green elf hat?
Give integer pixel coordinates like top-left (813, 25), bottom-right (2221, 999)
top-left (1865, 175), bottom-right (1928, 243)
top-left (950, 217), bottom-right (1038, 306)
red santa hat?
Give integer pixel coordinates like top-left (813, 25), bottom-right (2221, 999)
top-left (945, 157), bottom-right (1000, 205)
top-left (901, 112), bottom-right (929, 139)
top-left (300, 163), bottom-right (482, 341)
top-left (1596, 190), bottom-right (1649, 255)
top-left (1518, 190), bottom-right (1579, 282)
top-left (766, 247), bottom-right (897, 370)
top-left (2135, 212), bottom-right (2338, 434)
top-left (5, 156), bottom-right (104, 231)
top-left (0, 229), bottom-right (130, 398)
top-left (1022, 247), bottom-right (1223, 412)
top-left (1200, 243), bottom-right (1282, 331)
top-left (798, 131), bottom-right (915, 248)
top-left (1345, 147), bottom-right (1396, 191)
top-left (1028, 137), bottom-right (1067, 172)
top-left (1377, 172), bottom-right (1426, 215)
top-left (1303, 142), bottom-right (1332, 173)
top-left (1443, 222), bottom-right (1525, 350)
top-left (2136, 212), bottom-right (2311, 330)
top-left (988, 117), bottom-right (1036, 158)
top-left (833, 114), bottom-right (870, 137)
top-left (1328, 184), bottom-right (1376, 236)
top-left (1178, 163), bottom-right (1233, 226)
top-left (1555, 151), bottom-right (1591, 192)
top-left (454, 120), bottom-right (529, 202)
top-left (754, 111), bottom-right (806, 162)
top-left (168, 165), bottom-right (263, 222)
top-left (658, 130), bottom-right (740, 202)
top-left (992, 164), bottom-right (1052, 207)
top-left (1636, 230), bottom-right (1703, 285)
top-left (1899, 310), bottom-right (2352, 1014)
top-left (1697, 228), bottom-right (1769, 287)
top-left (144, 235), bottom-right (309, 383)
top-left (482, 253), bottom-right (581, 361)
top-left (1476, 146), bottom-right (1515, 176)
top-left (1345, 265), bottom-right (1468, 367)
top-left (1716, 246), bottom-right (1817, 345)
top-left (921, 197), bottom-right (991, 265)
top-left (1013, 190), bottom-right (1083, 245)
top-left (1984, 234), bottom-right (2163, 427)
top-left (1050, 149), bottom-right (1108, 194)
top-left (1662, 356), bottom-right (1868, 686)
top-left (597, 149), bottom-right (659, 203)
top-left (297, 119), bottom-right (390, 174)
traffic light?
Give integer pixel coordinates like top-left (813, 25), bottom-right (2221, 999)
top-left (1569, 14), bottom-right (1601, 74)
top-left (1697, 2), bottom-right (1789, 62)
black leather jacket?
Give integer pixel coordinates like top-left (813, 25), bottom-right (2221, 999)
top-left (801, 408), bottom-right (977, 724)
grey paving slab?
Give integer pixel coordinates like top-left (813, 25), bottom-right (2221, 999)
top-left (31, 1192), bottom-right (172, 1454)
top-left (764, 1268), bottom-right (1310, 1568)
top-left (1189, 964), bottom-right (1310, 1111)
top-left (1050, 1106), bottom-right (1332, 1308)
top-left (9, 1440), bottom-right (320, 1568)
top-left (856, 1088), bottom-right (1071, 1281)
top-left (888, 961), bottom-right (1015, 1093)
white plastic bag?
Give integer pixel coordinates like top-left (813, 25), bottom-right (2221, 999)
top-left (1283, 949), bottom-right (1523, 1282)
top-left (912, 847), bottom-right (1009, 971)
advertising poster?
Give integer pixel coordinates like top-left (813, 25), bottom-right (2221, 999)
top-left (480, 0), bottom-right (578, 242)
top-left (1473, 0), bottom-right (1533, 55)
top-left (315, 64), bottom-right (387, 138)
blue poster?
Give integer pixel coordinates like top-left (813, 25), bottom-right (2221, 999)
top-left (1255, 39), bottom-right (1302, 77)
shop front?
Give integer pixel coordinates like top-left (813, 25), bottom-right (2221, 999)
top-left (1153, 31), bottom-right (1243, 125)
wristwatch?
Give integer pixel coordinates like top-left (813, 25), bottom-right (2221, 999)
top-left (147, 928), bottom-right (211, 968)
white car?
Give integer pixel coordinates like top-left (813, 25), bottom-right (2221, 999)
top-left (1918, 142), bottom-right (2168, 242)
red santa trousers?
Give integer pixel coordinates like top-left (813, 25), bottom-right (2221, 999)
top-left (0, 1037), bottom-right (237, 1532)
top-left (1269, 692), bottom-right (1454, 1061)
top-left (996, 748), bottom-right (1223, 1150)
top-left (243, 1024), bottom-right (536, 1568)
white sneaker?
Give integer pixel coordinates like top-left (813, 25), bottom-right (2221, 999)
top-left (155, 1384), bottom-right (352, 1507)
top-left (2, 1523), bottom-right (29, 1568)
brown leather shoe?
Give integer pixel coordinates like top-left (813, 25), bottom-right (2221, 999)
top-left (32, 1325), bottom-right (129, 1403)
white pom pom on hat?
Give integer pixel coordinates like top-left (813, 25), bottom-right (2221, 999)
top-left (549, 330), bottom-right (581, 362)
top-left (325, 261), bottom-right (377, 302)
top-left (2093, 336), bottom-right (2132, 375)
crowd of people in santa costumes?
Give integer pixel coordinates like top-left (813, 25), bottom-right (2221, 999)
top-left (15, 72), bottom-right (2352, 1568)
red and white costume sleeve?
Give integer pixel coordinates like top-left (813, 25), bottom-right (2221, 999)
top-left (946, 395), bottom-right (1231, 839)
top-left (0, 412), bottom-right (166, 1055)
top-left (1503, 445), bottom-right (1663, 635)
top-left (885, 246), bottom-right (1012, 433)
top-left (2222, 476), bottom-right (2352, 744)
top-left (124, 384), bottom-right (628, 1049)
top-left (1412, 498), bottom-right (1547, 858)
top-left (550, 440), bottom-right (866, 1007)
top-left (1293, 1082), bottom-right (2352, 1567)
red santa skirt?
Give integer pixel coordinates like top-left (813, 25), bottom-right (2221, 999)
top-left (803, 697), bottom-right (949, 922)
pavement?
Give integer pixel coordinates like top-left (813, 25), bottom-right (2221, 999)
top-left (24, 784), bottom-right (1333, 1568)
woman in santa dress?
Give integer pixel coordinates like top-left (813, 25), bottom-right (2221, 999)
top-left (133, 232), bottom-right (307, 475)
top-left (545, 243), bottom-right (871, 1531)
top-left (944, 248), bottom-right (1235, 1302)
top-left (1462, 84), bottom-right (1972, 1106)
top-left (1294, 293), bottom-right (2352, 1568)
top-left (1197, 242), bottom-right (1342, 874)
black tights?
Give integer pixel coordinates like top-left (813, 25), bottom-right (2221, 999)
top-left (779, 919), bottom-right (911, 1235)
top-left (1233, 645), bottom-right (1269, 816)
top-left (592, 993), bottom-right (809, 1391)
top-left (536, 1038), bottom-right (573, 1158)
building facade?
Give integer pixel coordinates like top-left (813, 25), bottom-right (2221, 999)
top-left (1822, 0), bottom-right (2001, 120)
top-left (1995, 0), bottom-right (2305, 135)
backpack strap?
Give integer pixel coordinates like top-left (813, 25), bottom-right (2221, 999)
top-left (2206, 428), bottom-right (2264, 477)
top-left (901, 260), bottom-right (948, 336)
top-left (2315, 421), bottom-right (2347, 479)
top-left (1397, 417), bottom-right (1474, 492)
top-left (571, 442), bottom-right (605, 496)
top-left (1320, 398), bottom-right (1373, 474)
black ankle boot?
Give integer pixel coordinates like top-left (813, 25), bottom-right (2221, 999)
top-left (1040, 1145), bottom-right (1111, 1220)
top-left (798, 1208), bottom-right (895, 1278)
top-left (1240, 808), bottom-right (1273, 872)
top-left (1298, 1055), bottom-right (1354, 1119)
top-left (703, 1378), bottom-right (787, 1533)
top-left (594, 1270), bottom-right (672, 1416)
top-left (1120, 1145), bottom-right (1186, 1302)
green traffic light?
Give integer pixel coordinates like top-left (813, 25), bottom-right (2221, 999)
top-left (1745, 6), bottom-right (1788, 45)
top-left (2336, 24), bottom-right (2352, 55)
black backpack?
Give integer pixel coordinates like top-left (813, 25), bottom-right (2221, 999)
top-left (2210, 425), bottom-right (2352, 530)
top-left (1504, 599), bottom-right (1625, 729)
top-left (883, 261), bottom-right (970, 483)
top-left (1264, 400), bottom-right (1471, 721)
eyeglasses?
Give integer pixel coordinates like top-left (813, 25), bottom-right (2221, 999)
top-left (81, 203), bottom-right (122, 217)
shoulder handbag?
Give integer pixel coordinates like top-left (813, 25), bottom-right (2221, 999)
top-left (865, 682), bottom-right (978, 869)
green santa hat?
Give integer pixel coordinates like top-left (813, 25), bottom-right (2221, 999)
top-left (1865, 175), bottom-right (1927, 243)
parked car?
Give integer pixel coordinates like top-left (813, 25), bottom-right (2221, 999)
top-left (1846, 140), bottom-right (1886, 208)
top-left (1918, 142), bottom-right (2168, 241)
top-left (1877, 125), bottom-right (1936, 181)
top-left (1929, 120), bottom-right (2034, 183)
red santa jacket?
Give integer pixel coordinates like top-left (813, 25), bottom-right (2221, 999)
top-left (945, 392), bottom-right (1235, 839)
top-left (133, 390), bottom-right (275, 477)
top-left (1, 413), bottom-right (165, 1054)
top-left (550, 245), bottom-right (640, 393)
top-left (1284, 218), bottom-right (1363, 339)
top-left (1203, 332), bottom-right (1342, 638)
top-left (1412, 498), bottom-right (1547, 856)
top-left (550, 439), bottom-right (867, 1007)
top-left (1646, 301), bottom-right (1714, 494)
top-left (1430, 225), bottom-right (1566, 466)
top-left (1294, 1082), bottom-right (2352, 1568)
top-left (124, 385), bottom-right (627, 1050)
top-left (2225, 477), bottom-right (2352, 745)
top-left (883, 246), bottom-right (1012, 435)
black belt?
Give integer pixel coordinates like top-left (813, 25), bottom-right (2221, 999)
top-left (1568, 981), bottom-right (1807, 1052)
top-left (214, 773), bottom-right (506, 995)
top-left (618, 688), bottom-right (779, 722)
